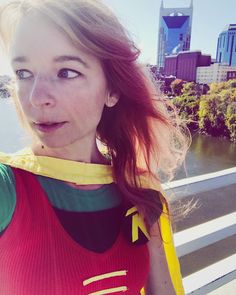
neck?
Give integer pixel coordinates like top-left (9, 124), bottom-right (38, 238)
top-left (32, 137), bottom-right (109, 165)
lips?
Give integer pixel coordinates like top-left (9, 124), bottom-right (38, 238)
top-left (33, 121), bottom-right (67, 133)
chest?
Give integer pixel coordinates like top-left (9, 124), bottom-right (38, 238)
top-left (0, 169), bottom-right (150, 295)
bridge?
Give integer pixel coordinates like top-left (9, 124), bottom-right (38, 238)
top-left (165, 167), bottom-right (236, 294)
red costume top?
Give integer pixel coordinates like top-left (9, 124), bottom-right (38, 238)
top-left (0, 168), bottom-right (149, 295)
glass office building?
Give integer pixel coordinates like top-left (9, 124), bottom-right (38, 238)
top-left (216, 24), bottom-right (236, 67)
top-left (157, 0), bottom-right (193, 72)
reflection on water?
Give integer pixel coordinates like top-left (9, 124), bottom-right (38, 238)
top-left (0, 99), bottom-right (236, 177)
top-left (176, 132), bottom-right (236, 179)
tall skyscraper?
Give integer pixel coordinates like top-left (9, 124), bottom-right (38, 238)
top-left (157, 0), bottom-right (193, 72)
top-left (216, 24), bottom-right (236, 67)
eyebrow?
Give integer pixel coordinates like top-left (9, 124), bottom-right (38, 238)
top-left (53, 55), bottom-right (89, 68)
top-left (11, 56), bottom-right (27, 63)
top-left (11, 55), bottom-right (89, 68)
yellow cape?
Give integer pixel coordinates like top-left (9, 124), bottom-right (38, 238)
top-left (0, 148), bottom-right (184, 295)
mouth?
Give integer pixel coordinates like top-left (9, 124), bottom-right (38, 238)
top-left (33, 121), bottom-right (67, 133)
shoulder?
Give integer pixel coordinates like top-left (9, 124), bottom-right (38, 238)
top-left (138, 172), bottom-right (169, 215)
top-left (0, 163), bottom-right (15, 189)
top-left (0, 163), bottom-right (16, 233)
top-left (0, 162), bottom-right (15, 183)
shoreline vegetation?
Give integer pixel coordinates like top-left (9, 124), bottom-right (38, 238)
top-left (1, 74), bottom-right (236, 141)
top-left (0, 75), bottom-right (11, 98)
top-left (162, 78), bottom-right (236, 142)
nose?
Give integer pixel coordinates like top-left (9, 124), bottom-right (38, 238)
top-left (29, 75), bottom-right (56, 108)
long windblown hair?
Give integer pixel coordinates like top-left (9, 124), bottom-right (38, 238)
top-left (0, 0), bottom-right (191, 229)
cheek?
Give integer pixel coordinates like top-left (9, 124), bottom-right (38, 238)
top-left (66, 93), bottom-right (105, 127)
top-left (67, 84), bottom-right (106, 114)
top-left (69, 99), bottom-right (104, 120)
top-left (15, 85), bottom-right (29, 105)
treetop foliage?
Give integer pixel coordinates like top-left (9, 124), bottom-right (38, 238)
top-left (172, 79), bottom-right (236, 141)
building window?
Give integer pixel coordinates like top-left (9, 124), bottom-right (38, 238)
top-left (227, 35), bottom-right (230, 52)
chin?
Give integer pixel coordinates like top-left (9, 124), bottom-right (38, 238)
top-left (40, 140), bottom-right (72, 149)
top-left (39, 135), bottom-right (82, 150)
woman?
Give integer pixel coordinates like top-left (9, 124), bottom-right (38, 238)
top-left (0, 0), bottom-right (189, 294)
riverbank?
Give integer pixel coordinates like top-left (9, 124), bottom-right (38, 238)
top-left (172, 80), bottom-right (236, 142)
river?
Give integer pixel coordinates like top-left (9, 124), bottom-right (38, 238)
top-left (1, 98), bottom-right (236, 179)
top-left (176, 132), bottom-right (236, 179)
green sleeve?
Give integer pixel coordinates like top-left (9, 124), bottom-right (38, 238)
top-left (0, 163), bottom-right (16, 233)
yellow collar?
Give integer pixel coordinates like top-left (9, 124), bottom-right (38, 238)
top-left (0, 148), bottom-right (113, 185)
top-left (0, 147), bottom-right (162, 192)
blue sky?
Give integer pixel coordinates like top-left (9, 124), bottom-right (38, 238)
top-left (1, 0), bottom-right (236, 74)
top-left (102, 0), bottom-right (236, 63)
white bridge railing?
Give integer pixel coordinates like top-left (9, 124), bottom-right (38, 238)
top-left (164, 167), bottom-right (236, 294)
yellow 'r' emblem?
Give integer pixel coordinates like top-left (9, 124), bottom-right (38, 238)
top-left (125, 206), bottom-right (150, 243)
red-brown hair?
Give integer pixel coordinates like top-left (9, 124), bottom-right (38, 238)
top-left (0, 0), bottom-right (190, 229)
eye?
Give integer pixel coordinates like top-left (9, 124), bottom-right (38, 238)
top-left (15, 69), bottom-right (33, 80)
top-left (58, 69), bottom-right (81, 79)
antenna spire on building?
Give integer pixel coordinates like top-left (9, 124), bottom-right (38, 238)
top-left (161, 0), bottom-right (164, 8)
top-left (190, 0), bottom-right (193, 7)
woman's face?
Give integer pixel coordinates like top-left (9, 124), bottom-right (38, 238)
top-left (10, 13), bottom-right (109, 150)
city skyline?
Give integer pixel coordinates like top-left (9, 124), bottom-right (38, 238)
top-left (1, 0), bottom-right (236, 74)
top-left (103, 0), bottom-right (236, 62)
top-left (157, 0), bottom-right (193, 70)
top-left (216, 24), bottom-right (236, 67)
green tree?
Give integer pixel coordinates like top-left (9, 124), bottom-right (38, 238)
top-left (199, 94), bottom-right (229, 137)
top-left (225, 102), bottom-right (236, 141)
top-left (170, 79), bottom-right (184, 96)
top-left (173, 95), bottom-right (200, 130)
top-left (172, 79), bottom-right (236, 140)
top-left (199, 84), bottom-right (236, 138)
top-left (172, 82), bottom-right (204, 130)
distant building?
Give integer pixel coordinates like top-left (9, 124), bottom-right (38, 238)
top-left (157, 0), bottom-right (193, 73)
top-left (196, 63), bottom-right (236, 84)
top-left (216, 24), bottom-right (236, 66)
top-left (227, 70), bottom-right (236, 80)
top-left (165, 51), bottom-right (211, 82)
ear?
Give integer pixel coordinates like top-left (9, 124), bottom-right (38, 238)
top-left (105, 93), bottom-right (119, 108)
